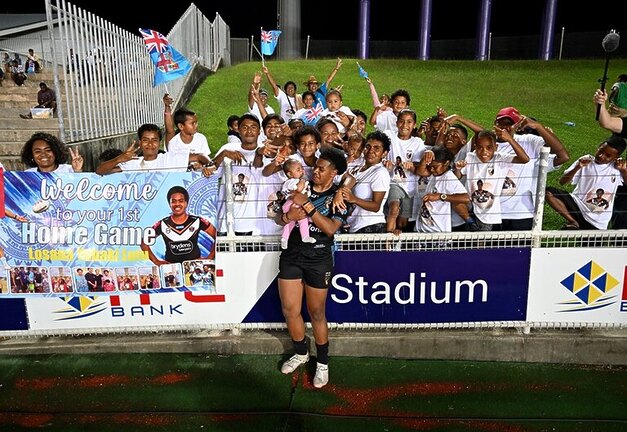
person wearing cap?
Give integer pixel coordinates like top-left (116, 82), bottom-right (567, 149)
top-left (303, 57), bottom-right (343, 110)
top-left (19, 82), bottom-right (56, 119)
top-left (492, 106), bottom-right (569, 231)
top-left (248, 71), bottom-right (275, 124)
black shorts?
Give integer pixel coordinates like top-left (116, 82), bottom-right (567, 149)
top-left (546, 187), bottom-right (596, 229)
top-left (278, 245), bottom-right (334, 289)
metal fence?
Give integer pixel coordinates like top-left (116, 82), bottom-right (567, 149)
top-left (230, 30), bottom-right (625, 61)
top-left (0, 1), bottom-right (230, 144)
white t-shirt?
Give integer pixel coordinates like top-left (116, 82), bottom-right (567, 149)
top-left (375, 110), bottom-right (398, 133)
top-left (117, 153), bottom-right (189, 172)
top-left (275, 89), bottom-right (298, 121)
top-left (462, 152), bottom-right (515, 225)
top-left (281, 177), bottom-right (308, 194)
top-left (346, 163), bottom-right (390, 232)
top-left (25, 164), bottom-right (74, 173)
top-left (319, 106), bottom-right (354, 135)
top-left (497, 134), bottom-right (556, 220)
top-left (227, 134), bottom-right (241, 144)
top-left (215, 142), bottom-right (265, 234)
top-left (416, 170), bottom-right (468, 233)
top-left (167, 132), bottom-right (211, 157)
top-left (385, 131), bottom-right (426, 197)
top-left (450, 148), bottom-right (470, 228)
top-left (248, 102), bottom-right (275, 124)
top-left (567, 157), bottom-right (624, 229)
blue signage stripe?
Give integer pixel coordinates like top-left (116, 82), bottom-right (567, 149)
top-left (0, 298), bottom-right (28, 330)
top-left (244, 248), bottom-right (531, 324)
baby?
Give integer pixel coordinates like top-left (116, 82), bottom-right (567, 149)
top-left (319, 89), bottom-right (355, 135)
top-left (281, 159), bottom-right (316, 249)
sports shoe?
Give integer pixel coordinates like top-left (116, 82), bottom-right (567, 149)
top-left (281, 353), bottom-right (309, 374)
top-left (302, 236), bottom-right (316, 244)
top-left (313, 362), bottom-right (329, 388)
top-left (280, 238), bottom-right (288, 249)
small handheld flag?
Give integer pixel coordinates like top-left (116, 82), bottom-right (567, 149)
top-left (357, 62), bottom-right (368, 79)
top-left (261, 30), bottom-right (282, 56)
top-left (304, 103), bottom-right (323, 123)
top-left (139, 28), bottom-right (191, 86)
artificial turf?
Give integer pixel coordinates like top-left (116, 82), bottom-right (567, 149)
top-left (0, 353), bottom-right (624, 431)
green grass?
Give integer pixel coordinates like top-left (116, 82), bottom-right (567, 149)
top-left (187, 58), bottom-right (627, 230)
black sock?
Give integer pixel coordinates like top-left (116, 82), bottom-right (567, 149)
top-left (315, 342), bottom-right (329, 365)
top-left (293, 338), bottom-right (307, 355)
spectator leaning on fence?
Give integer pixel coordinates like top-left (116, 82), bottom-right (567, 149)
top-left (492, 106), bottom-right (570, 231)
top-left (337, 130), bottom-right (391, 234)
top-left (414, 146), bottom-right (470, 233)
top-left (95, 124), bottom-right (207, 174)
top-left (211, 114), bottom-right (262, 235)
top-left (382, 108), bottom-right (426, 234)
top-left (454, 129), bottom-right (529, 231)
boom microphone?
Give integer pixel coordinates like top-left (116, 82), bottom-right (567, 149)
top-left (596, 30), bottom-right (621, 120)
top-left (602, 30), bottom-right (620, 53)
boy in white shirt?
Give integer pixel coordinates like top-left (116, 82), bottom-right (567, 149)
top-left (96, 124), bottom-right (206, 174)
top-left (415, 147), bottom-right (469, 233)
top-left (163, 94), bottom-right (210, 158)
top-left (454, 129), bottom-right (529, 231)
top-left (370, 89), bottom-right (411, 133)
top-left (383, 109), bottom-right (426, 233)
top-left (545, 135), bottom-right (627, 230)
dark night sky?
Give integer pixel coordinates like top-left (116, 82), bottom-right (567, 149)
top-left (4, 1), bottom-right (625, 41)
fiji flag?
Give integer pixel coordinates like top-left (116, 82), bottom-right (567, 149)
top-left (139, 28), bottom-right (191, 86)
top-left (357, 62), bottom-right (368, 79)
top-left (261, 30), bottom-right (281, 56)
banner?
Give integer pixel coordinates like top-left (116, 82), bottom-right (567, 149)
top-left (527, 248), bottom-right (627, 324)
top-left (0, 172), bottom-right (218, 298)
top-left (242, 248), bottom-right (532, 324)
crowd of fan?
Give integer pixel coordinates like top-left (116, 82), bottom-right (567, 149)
top-left (6, 58), bottom-right (627, 233)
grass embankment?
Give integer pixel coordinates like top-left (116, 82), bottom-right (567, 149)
top-left (188, 58), bottom-right (627, 230)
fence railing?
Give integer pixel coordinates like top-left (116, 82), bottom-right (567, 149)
top-left (0, 1), bottom-right (229, 144)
